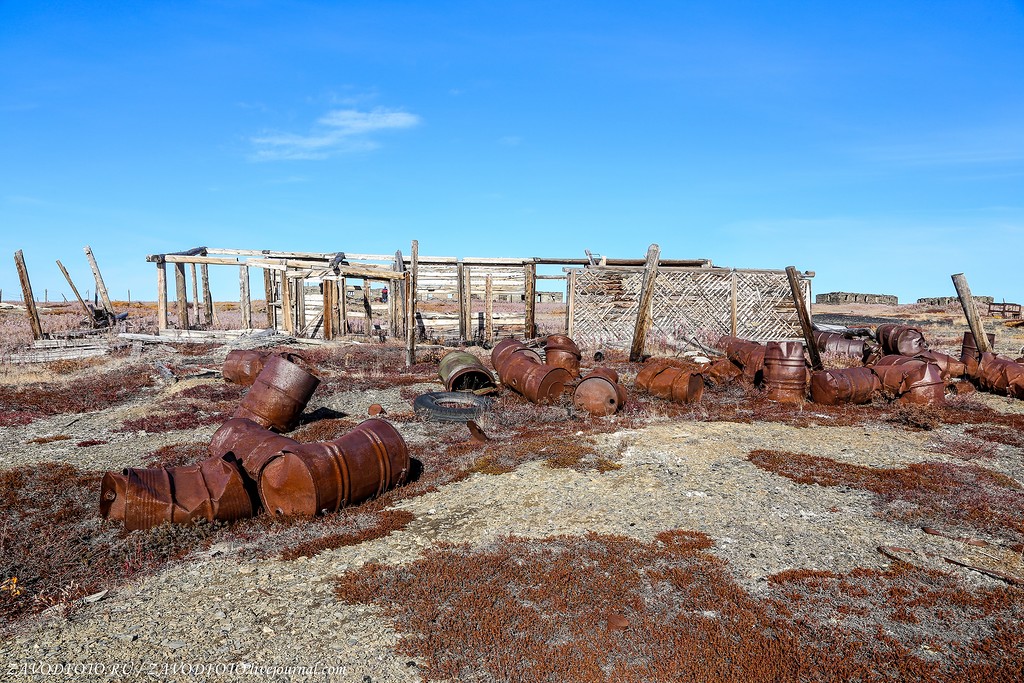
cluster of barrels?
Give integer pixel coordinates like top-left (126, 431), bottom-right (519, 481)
top-left (437, 335), bottom-right (628, 416)
top-left (100, 350), bottom-right (410, 531)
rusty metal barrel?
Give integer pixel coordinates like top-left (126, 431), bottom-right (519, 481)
top-left (496, 351), bottom-right (572, 404)
top-left (975, 353), bottom-right (1024, 398)
top-left (100, 454), bottom-right (254, 531)
top-left (871, 356), bottom-right (945, 405)
top-left (439, 350), bottom-right (497, 393)
top-left (702, 358), bottom-right (743, 386)
top-left (209, 417), bottom-right (300, 481)
top-left (635, 362), bottom-right (704, 403)
top-left (810, 367), bottom-right (880, 405)
top-left (875, 324), bottom-right (928, 356)
top-left (723, 337), bottom-right (766, 384)
top-left (233, 354), bottom-right (320, 432)
top-left (573, 368), bottom-right (627, 416)
top-left (544, 335), bottom-right (583, 378)
top-left (491, 338), bottom-right (541, 370)
top-left (960, 331), bottom-right (996, 378)
top-left (762, 342), bottom-right (807, 403)
top-left (223, 350), bottom-right (300, 386)
top-left (915, 351), bottom-right (966, 380)
top-left (256, 418), bottom-right (410, 517)
top-left (812, 330), bottom-right (875, 363)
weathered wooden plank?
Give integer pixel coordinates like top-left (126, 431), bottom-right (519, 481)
top-left (240, 265), bottom-right (252, 330)
top-left (84, 245), bottom-right (114, 316)
top-left (14, 250), bottom-right (44, 340)
top-left (629, 244), bottom-right (661, 362)
top-left (163, 255), bottom-right (241, 265)
top-left (524, 262), bottom-right (537, 338)
top-left (56, 259), bottom-right (92, 322)
top-left (485, 275), bottom-right (494, 345)
top-left (156, 261), bottom-right (168, 331)
top-left (173, 262), bottom-right (190, 330)
top-left (201, 264), bottom-right (214, 324)
top-left (952, 273), bottom-right (991, 353)
top-left (406, 240), bottom-right (418, 366)
top-left (189, 263), bottom-right (201, 325)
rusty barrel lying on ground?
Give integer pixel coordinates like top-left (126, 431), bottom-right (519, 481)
top-left (257, 418), bottom-right (410, 516)
top-left (491, 338), bottom-right (571, 404)
top-left (810, 367), bottom-right (880, 405)
top-left (635, 360), bottom-right (705, 403)
top-left (573, 368), bottom-right (627, 416)
top-left (209, 417), bottom-right (301, 480)
top-left (974, 353), bottom-right (1024, 399)
top-left (720, 336), bottom-right (766, 384)
top-left (100, 454), bottom-right (254, 531)
top-left (915, 350), bottom-right (966, 380)
top-left (871, 356), bottom-right (945, 405)
top-left (702, 357), bottom-right (743, 386)
top-left (233, 354), bottom-right (320, 432)
top-left (875, 324), bottom-right (928, 357)
top-left (544, 334), bottom-right (583, 379)
top-left (223, 350), bottom-right (300, 386)
top-left (960, 331), bottom-right (997, 377)
top-left (812, 330), bottom-right (878, 363)
top-left (438, 350), bottom-right (497, 393)
top-left (763, 341), bottom-right (808, 403)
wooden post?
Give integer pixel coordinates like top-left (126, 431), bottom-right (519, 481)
top-left (786, 266), bottom-right (822, 371)
top-left (174, 262), bottom-right (190, 330)
top-left (463, 265), bottom-right (473, 341)
top-left (406, 240), bottom-right (418, 367)
top-left (83, 245), bottom-right (114, 317)
top-left (201, 264), bottom-right (213, 325)
top-left (388, 278), bottom-right (399, 337)
top-left (333, 280), bottom-right (343, 335)
top-left (322, 278), bottom-right (334, 340)
top-left (189, 263), bottom-right (201, 325)
top-left (280, 275), bottom-right (294, 334)
top-left (56, 259), bottom-right (92, 321)
top-left (295, 278), bottom-right (306, 332)
top-left (263, 269), bottom-right (276, 328)
top-left (485, 274), bottom-right (494, 345)
top-left (14, 250), bottom-right (43, 340)
top-left (567, 270), bottom-right (577, 338)
top-left (239, 265), bottom-right (252, 330)
top-left (524, 262), bottom-right (537, 338)
top-left (952, 273), bottom-right (991, 353)
top-left (339, 278), bottom-right (348, 334)
top-left (730, 270), bottom-right (738, 336)
top-left (362, 278), bottom-right (373, 337)
top-left (629, 244), bottom-right (661, 362)
top-left (457, 262), bottom-right (467, 339)
top-left (156, 261), bottom-right (168, 331)
top-left (394, 250), bottom-right (407, 337)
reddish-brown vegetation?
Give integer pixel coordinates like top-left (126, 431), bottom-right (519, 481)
top-left (0, 366), bottom-right (155, 426)
top-left (279, 509), bottom-right (414, 561)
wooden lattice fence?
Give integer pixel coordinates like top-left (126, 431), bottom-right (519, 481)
top-left (569, 267), bottom-right (812, 351)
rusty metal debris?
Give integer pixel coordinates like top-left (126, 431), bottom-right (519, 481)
top-left (223, 349), bottom-right (300, 386)
top-left (467, 420), bottom-right (491, 443)
top-left (438, 350), bottom-right (497, 393)
top-left (573, 368), bottom-right (627, 416)
top-left (872, 356), bottom-right (945, 405)
top-left (960, 331), bottom-right (995, 378)
top-left (812, 330), bottom-right (878, 363)
top-left (233, 354), bottom-right (321, 432)
top-left (763, 341), bottom-right (808, 403)
top-left (720, 336), bottom-right (766, 384)
top-left (875, 324), bottom-right (928, 356)
top-left (914, 350), bottom-right (966, 380)
top-left (368, 403), bottom-right (386, 416)
top-left (974, 353), bottom-right (1024, 399)
top-left (544, 334), bottom-right (583, 379)
top-left (491, 338), bottom-right (571, 404)
top-left (635, 360), bottom-right (704, 404)
top-left (702, 357), bottom-right (743, 386)
top-left (809, 367), bottom-right (879, 405)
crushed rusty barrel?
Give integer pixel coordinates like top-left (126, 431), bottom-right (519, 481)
top-left (223, 350), bottom-right (300, 386)
top-left (871, 356), bottom-right (945, 405)
top-left (762, 342), bottom-right (807, 403)
top-left (812, 330), bottom-right (876, 363)
top-left (722, 337), bottom-right (766, 384)
top-left (635, 361), bottom-right (704, 403)
top-left (209, 417), bottom-right (300, 481)
top-left (573, 368), bottom-right (627, 416)
top-left (491, 338), bottom-right (541, 370)
top-left (496, 351), bottom-right (572, 404)
top-left (544, 334), bottom-right (583, 378)
top-left (810, 367), bottom-right (880, 405)
top-left (960, 331), bottom-right (996, 378)
top-left (875, 324), bottom-right (928, 356)
top-left (702, 357), bottom-right (743, 386)
top-left (100, 454), bottom-right (254, 531)
top-left (915, 350), bottom-right (966, 380)
top-left (439, 350), bottom-right (497, 393)
top-left (975, 353), bottom-right (1024, 398)
top-left (256, 418), bottom-right (410, 517)
top-left (233, 354), bottom-right (320, 432)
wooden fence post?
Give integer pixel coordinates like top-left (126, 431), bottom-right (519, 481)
top-left (174, 262), bottom-right (190, 330)
top-left (730, 270), bottom-right (738, 336)
top-left (394, 250), bottom-right (407, 337)
top-left (524, 262), bottom-right (537, 338)
top-left (406, 240), bottom-right (419, 367)
top-left (485, 274), bottom-right (494, 345)
top-left (155, 260), bottom-right (168, 331)
top-left (322, 278), bottom-right (334, 340)
top-left (83, 246), bottom-right (114, 317)
top-left (463, 265), bottom-right (473, 340)
top-left (240, 265), bottom-right (252, 330)
top-left (786, 266), bottom-right (822, 370)
top-left (362, 278), bottom-right (373, 338)
top-left (280, 274), bottom-right (293, 335)
top-left (201, 264), bottom-right (213, 325)
top-left (263, 269), bottom-right (276, 328)
top-left (14, 250), bottom-right (43, 340)
top-left (952, 273), bottom-right (991, 353)
top-left (566, 270), bottom-right (577, 338)
top-left (629, 244), bottom-right (660, 362)
top-left (457, 261), bottom-right (467, 340)
top-left (189, 263), bottom-right (201, 325)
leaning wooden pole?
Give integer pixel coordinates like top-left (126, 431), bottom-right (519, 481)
top-left (629, 244), bottom-right (661, 362)
top-left (524, 262), bottom-right (537, 338)
top-left (786, 266), bottom-right (822, 371)
top-left (56, 259), bottom-right (92, 321)
top-left (406, 240), bottom-right (419, 367)
top-left (14, 250), bottom-right (44, 340)
top-left (952, 273), bottom-right (991, 354)
top-left (83, 245), bottom-right (114, 317)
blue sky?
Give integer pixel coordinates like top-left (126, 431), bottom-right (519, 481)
top-left (2, 1), bottom-right (1023, 305)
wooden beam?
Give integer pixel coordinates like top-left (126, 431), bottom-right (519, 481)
top-left (629, 244), bottom-right (661, 362)
top-left (362, 278), bottom-right (373, 338)
top-left (280, 275), bottom-right (294, 334)
top-left (565, 270), bottom-right (575, 336)
top-left (952, 273), bottom-right (991, 354)
top-left (322, 278), bottom-right (334, 340)
top-left (156, 261), bottom-right (168, 331)
top-left (189, 263), bottom-right (201, 325)
top-left (457, 262), bottom-right (467, 340)
top-left (485, 274), bottom-right (494, 345)
top-left (394, 250), bottom-right (407, 338)
top-left (173, 262), bottom-right (190, 330)
top-left (83, 245), bottom-right (114, 316)
top-left (388, 278), bottom-right (398, 337)
top-left (406, 240), bottom-right (419, 367)
top-left (339, 277), bottom-right (349, 334)
top-left (201, 264), bottom-right (214, 325)
top-left (239, 265), bottom-right (252, 330)
top-left (295, 278), bottom-right (306, 332)
top-left (463, 265), bottom-right (473, 340)
top-left (56, 259), bottom-right (92, 321)
top-left (163, 255), bottom-right (240, 266)
top-left (14, 250), bottom-right (44, 340)
top-left (263, 269), bottom-right (276, 328)
top-left (524, 262), bottom-right (537, 338)
top-left (786, 266), bottom-right (822, 371)
top-left (730, 270), bottom-right (738, 336)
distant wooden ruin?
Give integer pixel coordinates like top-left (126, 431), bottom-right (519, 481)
top-left (143, 243), bottom-right (813, 365)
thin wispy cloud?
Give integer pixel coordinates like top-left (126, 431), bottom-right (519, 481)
top-left (498, 135), bottom-right (523, 146)
top-left (250, 107), bottom-right (421, 161)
